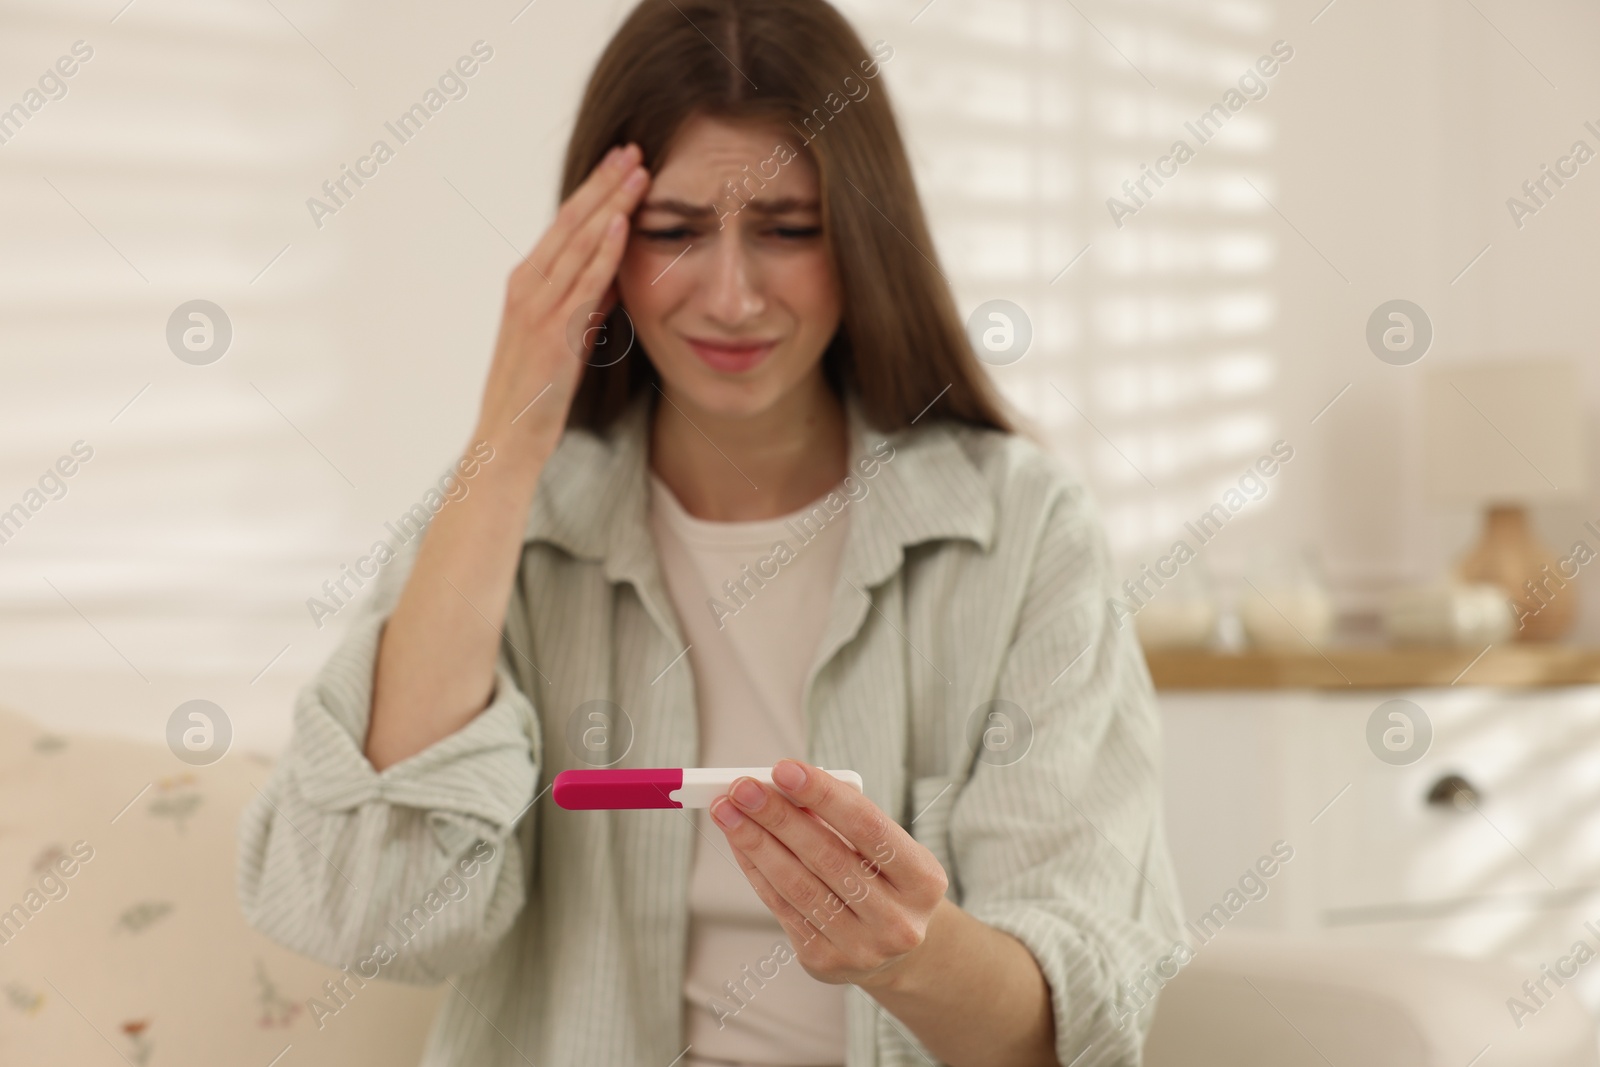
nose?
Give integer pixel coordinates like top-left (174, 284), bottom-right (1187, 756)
top-left (701, 221), bottom-right (766, 328)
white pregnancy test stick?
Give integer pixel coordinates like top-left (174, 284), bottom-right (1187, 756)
top-left (552, 767), bottom-right (863, 810)
top-left (675, 767), bottom-right (863, 807)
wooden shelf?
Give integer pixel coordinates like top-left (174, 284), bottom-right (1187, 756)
top-left (1143, 645), bottom-right (1600, 690)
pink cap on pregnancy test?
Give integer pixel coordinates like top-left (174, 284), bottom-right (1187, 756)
top-left (551, 767), bottom-right (863, 810)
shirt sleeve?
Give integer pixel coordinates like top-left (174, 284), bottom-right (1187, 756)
top-left (949, 480), bottom-right (1187, 1066)
top-left (235, 532), bottom-right (541, 985)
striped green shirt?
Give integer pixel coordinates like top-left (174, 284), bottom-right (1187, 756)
top-left (236, 388), bottom-right (1185, 1066)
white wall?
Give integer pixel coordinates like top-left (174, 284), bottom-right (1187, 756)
top-left (1266, 0), bottom-right (1600, 631)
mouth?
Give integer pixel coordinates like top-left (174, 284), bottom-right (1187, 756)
top-left (683, 335), bottom-right (779, 374)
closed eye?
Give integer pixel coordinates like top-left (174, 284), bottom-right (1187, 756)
top-left (634, 225), bottom-right (823, 242)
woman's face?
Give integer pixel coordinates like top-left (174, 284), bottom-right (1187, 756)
top-left (615, 114), bottom-right (842, 422)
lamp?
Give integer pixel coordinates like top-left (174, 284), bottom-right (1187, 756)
top-left (1423, 358), bottom-right (1587, 641)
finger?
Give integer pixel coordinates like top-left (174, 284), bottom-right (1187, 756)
top-left (594, 279), bottom-right (618, 318)
top-left (724, 776), bottom-right (891, 919)
top-left (724, 840), bottom-right (829, 950)
top-left (556, 211), bottom-right (630, 350)
top-left (726, 831), bottom-right (859, 958)
top-left (525, 143), bottom-right (636, 278)
top-left (548, 168), bottom-right (647, 312)
top-left (712, 796), bottom-right (866, 948)
top-left (770, 760), bottom-right (927, 891)
top-left (521, 142), bottom-right (640, 285)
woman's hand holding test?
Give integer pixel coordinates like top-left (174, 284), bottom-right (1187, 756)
top-left (711, 758), bottom-right (1060, 1067)
top-left (710, 758), bottom-right (946, 989)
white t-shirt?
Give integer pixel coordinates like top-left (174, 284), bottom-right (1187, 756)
top-left (647, 470), bottom-right (851, 1067)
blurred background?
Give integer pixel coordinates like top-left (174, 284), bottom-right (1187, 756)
top-left (4, 0), bottom-right (1600, 1064)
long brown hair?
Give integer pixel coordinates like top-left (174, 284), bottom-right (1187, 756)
top-left (560, 0), bottom-right (1016, 436)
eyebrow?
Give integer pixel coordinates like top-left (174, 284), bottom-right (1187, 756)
top-left (637, 196), bottom-right (821, 218)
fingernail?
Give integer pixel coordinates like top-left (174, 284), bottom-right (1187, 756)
top-left (773, 761), bottom-right (806, 791)
top-left (607, 146), bottom-right (628, 169)
top-left (712, 798), bottom-right (744, 829)
top-left (624, 167), bottom-right (648, 191)
top-left (731, 778), bottom-right (766, 810)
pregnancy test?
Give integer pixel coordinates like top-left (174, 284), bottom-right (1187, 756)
top-left (551, 767), bottom-right (863, 810)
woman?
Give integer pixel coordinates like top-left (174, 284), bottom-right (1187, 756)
top-left (237, 1), bottom-right (1184, 1064)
